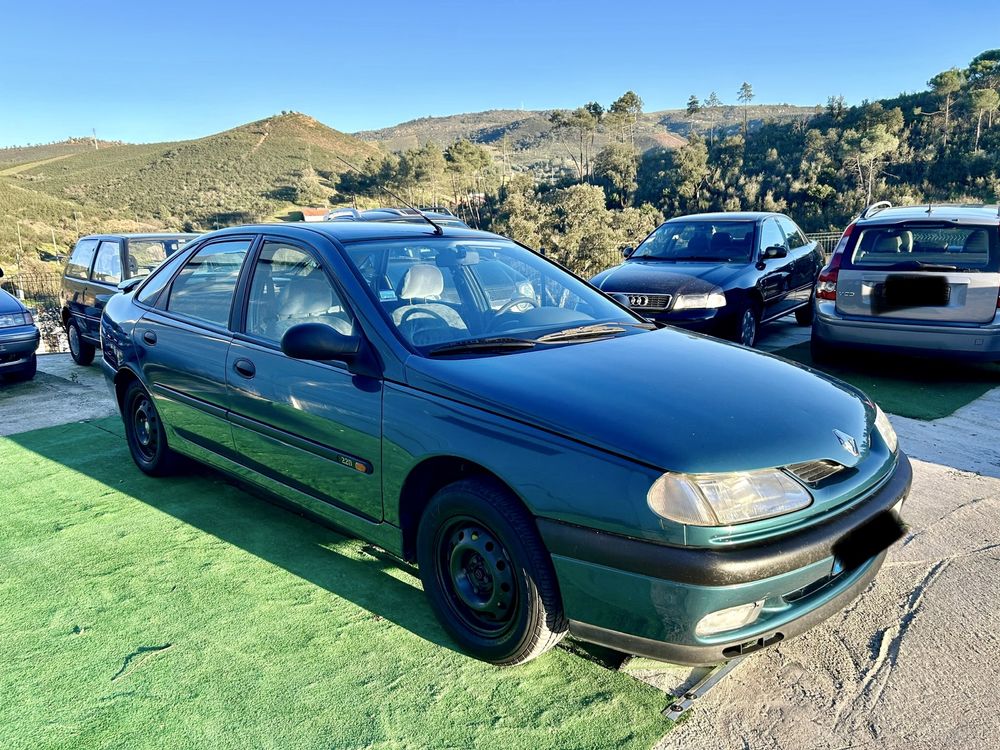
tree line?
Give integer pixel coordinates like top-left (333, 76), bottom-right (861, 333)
top-left (332, 50), bottom-right (1000, 269)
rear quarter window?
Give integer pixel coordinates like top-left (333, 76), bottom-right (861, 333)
top-left (65, 239), bottom-right (99, 279)
top-left (849, 224), bottom-right (998, 271)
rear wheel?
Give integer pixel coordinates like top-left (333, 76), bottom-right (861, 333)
top-left (67, 319), bottom-right (95, 366)
top-left (810, 334), bottom-right (838, 365)
top-left (123, 380), bottom-right (180, 476)
top-left (416, 477), bottom-right (567, 666)
top-left (794, 296), bottom-right (815, 326)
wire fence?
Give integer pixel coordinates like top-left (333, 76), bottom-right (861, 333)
top-left (1, 272), bottom-right (67, 353)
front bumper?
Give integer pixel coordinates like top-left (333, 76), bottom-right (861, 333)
top-left (644, 307), bottom-right (736, 337)
top-left (0, 326), bottom-right (41, 370)
top-left (539, 452), bottom-right (911, 665)
top-left (814, 302), bottom-right (1000, 361)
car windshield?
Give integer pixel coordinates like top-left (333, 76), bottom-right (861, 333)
top-left (632, 220), bottom-right (756, 263)
top-left (849, 223), bottom-right (998, 271)
top-left (343, 237), bottom-right (642, 351)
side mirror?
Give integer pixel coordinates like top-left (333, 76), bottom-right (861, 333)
top-left (282, 322), bottom-right (360, 361)
top-left (117, 277), bottom-right (143, 293)
top-left (762, 245), bottom-right (788, 260)
top-left (621, 246), bottom-right (635, 259)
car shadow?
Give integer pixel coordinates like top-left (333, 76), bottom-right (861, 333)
top-left (9, 418), bottom-right (469, 657)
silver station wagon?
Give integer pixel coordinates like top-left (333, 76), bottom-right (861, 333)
top-left (812, 204), bottom-right (1000, 361)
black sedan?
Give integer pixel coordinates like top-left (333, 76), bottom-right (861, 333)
top-left (0, 267), bottom-right (41, 382)
top-left (590, 212), bottom-right (824, 346)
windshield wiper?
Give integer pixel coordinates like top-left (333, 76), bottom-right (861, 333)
top-left (669, 256), bottom-right (723, 262)
top-left (427, 337), bottom-right (536, 357)
top-left (887, 260), bottom-right (959, 272)
top-left (536, 324), bottom-right (631, 343)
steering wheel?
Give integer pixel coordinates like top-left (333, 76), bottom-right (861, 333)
top-left (398, 306), bottom-right (454, 329)
top-left (493, 297), bottom-right (539, 316)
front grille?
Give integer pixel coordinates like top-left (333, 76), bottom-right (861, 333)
top-left (622, 292), bottom-right (672, 310)
top-left (787, 459), bottom-right (845, 485)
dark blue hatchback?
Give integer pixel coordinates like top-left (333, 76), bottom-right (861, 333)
top-left (0, 267), bottom-right (41, 382)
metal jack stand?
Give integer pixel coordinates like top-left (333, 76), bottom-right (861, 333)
top-left (663, 656), bottom-right (746, 722)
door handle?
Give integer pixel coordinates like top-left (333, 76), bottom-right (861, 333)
top-left (233, 358), bottom-right (256, 379)
top-left (142, 330), bottom-right (157, 345)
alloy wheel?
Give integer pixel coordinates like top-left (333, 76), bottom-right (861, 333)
top-left (740, 309), bottom-right (757, 346)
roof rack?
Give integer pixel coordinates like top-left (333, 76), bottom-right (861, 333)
top-left (861, 201), bottom-right (892, 219)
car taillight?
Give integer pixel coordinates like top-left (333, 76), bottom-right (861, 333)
top-left (24, 310), bottom-right (35, 326)
top-left (816, 222), bottom-right (855, 301)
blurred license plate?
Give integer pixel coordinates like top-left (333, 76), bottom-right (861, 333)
top-left (878, 275), bottom-right (950, 309)
top-left (832, 510), bottom-right (907, 572)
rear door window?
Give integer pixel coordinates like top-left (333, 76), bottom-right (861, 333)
top-left (91, 240), bottom-right (122, 284)
top-left (777, 217), bottom-right (808, 249)
top-left (848, 224), bottom-right (997, 271)
top-left (165, 239), bottom-right (252, 327)
top-left (65, 239), bottom-right (99, 279)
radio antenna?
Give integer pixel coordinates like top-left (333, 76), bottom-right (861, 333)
top-left (332, 155), bottom-right (443, 235)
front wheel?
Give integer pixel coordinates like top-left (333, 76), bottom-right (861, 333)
top-left (416, 477), bottom-right (567, 666)
top-left (123, 380), bottom-right (180, 476)
top-left (67, 319), bottom-right (96, 366)
top-left (733, 303), bottom-right (760, 347)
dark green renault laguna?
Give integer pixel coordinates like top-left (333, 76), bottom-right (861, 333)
top-left (100, 221), bottom-right (910, 666)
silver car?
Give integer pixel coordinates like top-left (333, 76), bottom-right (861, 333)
top-left (812, 204), bottom-right (1000, 361)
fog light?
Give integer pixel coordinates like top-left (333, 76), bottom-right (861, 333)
top-left (695, 600), bottom-right (765, 636)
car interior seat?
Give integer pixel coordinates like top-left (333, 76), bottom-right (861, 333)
top-left (391, 264), bottom-right (468, 346)
top-left (268, 273), bottom-right (352, 341)
top-left (687, 233), bottom-right (711, 255)
top-left (963, 229), bottom-right (989, 255)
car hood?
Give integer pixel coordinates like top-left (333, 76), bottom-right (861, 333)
top-left (0, 289), bottom-right (25, 314)
top-left (404, 328), bottom-right (873, 474)
top-left (591, 260), bottom-right (748, 294)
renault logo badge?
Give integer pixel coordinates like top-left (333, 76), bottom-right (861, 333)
top-left (833, 429), bottom-right (860, 457)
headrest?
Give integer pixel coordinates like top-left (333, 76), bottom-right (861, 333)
top-left (687, 233), bottom-right (710, 253)
top-left (873, 234), bottom-right (902, 253)
top-left (398, 264), bottom-right (444, 298)
top-left (279, 277), bottom-right (332, 317)
top-left (964, 229), bottom-right (989, 254)
top-left (710, 232), bottom-right (732, 251)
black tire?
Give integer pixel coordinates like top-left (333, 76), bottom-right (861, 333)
top-left (733, 301), bottom-right (760, 347)
top-left (8, 355), bottom-right (37, 382)
top-left (416, 477), bottom-right (567, 666)
top-left (67, 319), bottom-right (96, 366)
top-left (122, 380), bottom-right (180, 476)
top-left (794, 297), bottom-right (815, 326)
top-left (810, 333), bottom-right (837, 365)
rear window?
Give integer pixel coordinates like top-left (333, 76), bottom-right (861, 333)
top-left (849, 224), bottom-right (998, 272)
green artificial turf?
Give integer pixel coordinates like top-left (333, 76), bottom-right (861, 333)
top-left (775, 342), bottom-right (1000, 420)
top-left (0, 419), bottom-right (671, 750)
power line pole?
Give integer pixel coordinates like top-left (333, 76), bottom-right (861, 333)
top-left (92, 128), bottom-right (99, 150)
top-left (16, 221), bottom-right (24, 270)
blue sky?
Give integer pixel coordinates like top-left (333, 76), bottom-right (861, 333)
top-left (2, 0), bottom-right (999, 147)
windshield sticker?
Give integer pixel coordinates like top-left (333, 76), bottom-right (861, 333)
top-left (379, 290), bottom-right (398, 302)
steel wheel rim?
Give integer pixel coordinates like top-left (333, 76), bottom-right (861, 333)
top-left (132, 395), bottom-right (159, 462)
top-left (435, 516), bottom-right (517, 637)
top-left (741, 310), bottom-right (756, 346)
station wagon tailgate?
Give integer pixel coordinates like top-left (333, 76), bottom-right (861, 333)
top-left (836, 222), bottom-right (1000, 324)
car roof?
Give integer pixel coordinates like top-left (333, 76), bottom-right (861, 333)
top-left (201, 221), bottom-right (502, 244)
top-left (666, 212), bottom-right (782, 223)
top-left (856, 204), bottom-right (1000, 227)
top-left (79, 233), bottom-right (200, 241)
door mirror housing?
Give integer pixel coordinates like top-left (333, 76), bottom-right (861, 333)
top-left (281, 322), bottom-right (381, 378)
top-left (621, 246), bottom-right (635, 259)
top-left (282, 322), bottom-right (360, 361)
top-left (762, 245), bottom-right (788, 260)
top-left (117, 277), bottom-right (143, 293)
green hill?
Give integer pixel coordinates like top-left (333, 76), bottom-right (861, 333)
top-left (0, 114), bottom-right (380, 269)
top-left (355, 104), bottom-right (818, 169)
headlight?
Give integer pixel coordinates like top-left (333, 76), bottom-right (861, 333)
top-left (648, 469), bottom-right (813, 526)
top-left (671, 290), bottom-right (727, 310)
top-left (874, 405), bottom-right (898, 454)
